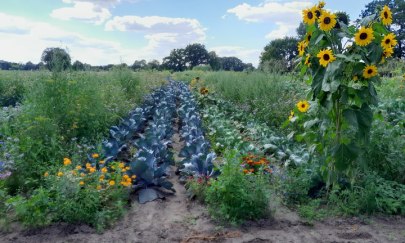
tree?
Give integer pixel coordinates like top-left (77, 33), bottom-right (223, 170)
top-left (296, 22), bottom-right (306, 39)
top-left (23, 61), bottom-right (37, 70)
top-left (132, 59), bottom-right (147, 71)
top-left (72, 60), bottom-right (85, 71)
top-left (162, 49), bottom-right (187, 72)
top-left (184, 43), bottom-right (210, 69)
top-left (360, 0), bottom-right (405, 58)
top-left (260, 36), bottom-right (299, 71)
top-left (208, 51), bottom-right (221, 71)
top-left (41, 47), bottom-right (71, 71)
top-left (147, 60), bottom-right (161, 70)
top-left (219, 57), bottom-right (245, 71)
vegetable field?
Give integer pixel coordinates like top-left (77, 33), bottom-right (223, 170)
top-left (1, 1), bottom-right (405, 242)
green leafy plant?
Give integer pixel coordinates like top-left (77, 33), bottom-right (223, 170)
top-left (205, 150), bottom-right (270, 224)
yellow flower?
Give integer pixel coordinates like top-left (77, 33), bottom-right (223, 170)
top-left (298, 40), bottom-right (307, 56)
top-left (123, 174), bottom-right (129, 180)
top-left (57, 172), bottom-right (64, 177)
top-left (79, 181), bottom-right (85, 186)
top-left (44, 171), bottom-right (49, 177)
top-left (89, 167), bottom-right (96, 173)
top-left (92, 153), bottom-right (99, 159)
top-left (101, 167), bottom-right (108, 173)
top-left (118, 162), bottom-right (125, 169)
top-left (354, 27), bottom-right (374, 46)
top-left (80, 173), bottom-right (85, 177)
top-left (317, 49), bottom-right (336, 67)
top-left (380, 5), bottom-right (392, 26)
top-left (288, 111), bottom-right (295, 121)
top-left (297, 100), bottom-right (310, 113)
top-left (381, 33), bottom-right (398, 50)
top-left (305, 32), bottom-right (312, 43)
top-left (200, 87), bottom-right (209, 95)
top-left (302, 8), bottom-right (316, 25)
top-left (86, 163), bottom-right (91, 168)
top-left (304, 54), bottom-right (311, 67)
top-left (76, 165), bottom-right (82, 170)
top-left (353, 75), bottom-right (359, 81)
top-left (97, 185), bottom-right (102, 190)
top-left (318, 11), bottom-right (336, 31)
top-left (72, 170), bottom-right (77, 176)
top-left (99, 160), bottom-right (105, 164)
top-left (383, 46), bottom-right (394, 58)
top-left (125, 166), bottom-right (130, 171)
top-left (63, 157), bottom-right (72, 166)
top-left (131, 175), bottom-right (137, 179)
top-left (363, 65), bottom-right (378, 79)
top-left (109, 180), bottom-right (115, 186)
top-left (317, 0), bottom-right (325, 9)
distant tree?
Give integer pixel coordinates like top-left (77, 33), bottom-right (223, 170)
top-left (184, 43), bottom-right (210, 69)
top-left (147, 60), bottom-right (161, 70)
top-left (360, 0), bottom-right (404, 58)
top-left (260, 36), bottom-right (299, 71)
top-left (219, 56), bottom-right (245, 71)
top-left (72, 60), bottom-right (85, 71)
top-left (162, 49), bottom-right (187, 72)
top-left (296, 22), bottom-right (306, 39)
top-left (41, 47), bottom-right (71, 71)
top-left (23, 61), bottom-right (37, 70)
top-left (0, 61), bottom-right (12, 70)
top-left (132, 59), bottom-right (147, 71)
top-left (208, 51), bottom-right (221, 71)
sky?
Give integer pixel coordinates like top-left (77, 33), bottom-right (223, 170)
top-left (0, 0), bottom-right (372, 67)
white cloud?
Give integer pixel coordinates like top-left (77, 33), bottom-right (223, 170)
top-left (105, 15), bottom-right (206, 57)
top-left (62, 0), bottom-right (122, 8)
top-left (210, 46), bottom-right (261, 67)
top-left (227, 1), bottom-right (313, 39)
top-left (51, 1), bottom-right (112, 25)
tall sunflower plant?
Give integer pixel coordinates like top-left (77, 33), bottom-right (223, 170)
top-left (291, 1), bottom-right (397, 186)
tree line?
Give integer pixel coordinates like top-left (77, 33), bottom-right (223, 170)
top-left (0, 44), bottom-right (253, 72)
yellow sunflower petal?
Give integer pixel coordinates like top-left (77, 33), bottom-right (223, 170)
top-left (318, 11), bottom-right (337, 31)
top-left (363, 65), bottom-right (378, 79)
top-left (354, 27), bottom-right (375, 46)
top-left (316, 49), bottom-right (336, 67)
top-left (380, 5), bottom-right (393, 26)
top-left (302, 8), bottom-right (316, 25)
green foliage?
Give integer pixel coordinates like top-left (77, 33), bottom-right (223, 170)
top-left (205, 151), bottom-right (270, 224)
top-left (184, 43), bottom-right (210, 69)
top-left (0, 75), bottom-right (26, 106)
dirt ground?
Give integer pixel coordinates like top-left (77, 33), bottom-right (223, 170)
top-left (1, 122), bottom-right (404, 243)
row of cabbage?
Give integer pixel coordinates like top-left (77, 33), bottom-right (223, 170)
top-left (176, 81), bottom-right (216, 178)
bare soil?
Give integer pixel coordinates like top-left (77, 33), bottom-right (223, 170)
top-left (1, 124), bottom-right (404, 243)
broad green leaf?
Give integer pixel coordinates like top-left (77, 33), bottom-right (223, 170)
top-left (333, 143), bottom-right (359, 171)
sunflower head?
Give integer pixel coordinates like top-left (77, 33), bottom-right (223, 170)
top-left (380, 5), bottom-right (393, 26)
top-left (381, 33), bottom-right (398, 50)
top-left (317, 49), bottom-right (336, 67)
top-left (354, 27), bottom-right (375, 46)
top-left (303, 8), bottom-right (316, 25)
top-left (363, 65), bottom-right (378, 79)
top-left (298, 41), bottom-right (307, 56)
top-left (304, 54), bottom-right (311, 67)
top-left (305, 32), bottom-right (312, 43)
top-left (297, 100), bottom-right (310, 113)
top-left (318, 11), bottom-right (337, 31)
top-left (317, 1), bottom-right (326, 9)
top-left (383, 46), bottom-right (394, 58)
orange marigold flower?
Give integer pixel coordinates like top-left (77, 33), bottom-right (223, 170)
top-left (63, 157), bottom-right (72, 166)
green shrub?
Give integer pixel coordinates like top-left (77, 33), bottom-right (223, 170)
top-left (205, 151), bottom-right (270, 224)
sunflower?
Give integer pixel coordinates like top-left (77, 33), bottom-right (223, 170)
top-left (303, 8), bottom-right (316, 25)
top-left (317, 1), bottom-right (326, 9)
top-left (304, 54), bottom-right (311, 67)
top-left (363, 65), bottom-right (378, 79)
top-left (383, 46), bottom-right (394, 58)
top-left (317, 49), bottom-right (336, 67)
top-left (318, 11), bottom-right (336, 31)
top-left (380, 5), bottom-right (392, 26)
top-left (305, 31), bottom-right (312, 43)
top-left (297, 100), bottom-right (310, 113)
top-left (298, 40), bottom-right (307, 56)
top-left (354, 27), bottom-right (374, 46)
top-left (381, 33), bottom-right (398, 50)
top-left (288, 111), bottom-right (295, 121)
top-left (313, 5), bottom-right (323, 19)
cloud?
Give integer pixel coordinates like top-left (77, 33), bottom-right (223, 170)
top-left (210, 46), bottom-right (261, 67)
top-left (62, 0), bottom-right (122, 8)
top-left (51, 1), bottom-right (112, 24)
top-left (105, 15), bottom-right (206, 56)
top-left (227, 1), bottom-right (313, 39)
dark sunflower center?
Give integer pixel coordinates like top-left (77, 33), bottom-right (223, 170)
top-left (384, 11), bottom-right (388, 19)
top-left (307, 34), bottom-right (312, 42)
top-left (360, 33), bottom-right (368, 40)
top-left (323, 54), bottom-right (330, 61)
top-left (307, 12), bottom-right (313, 19)
top-left (385, 39), bottom-right (391, 44)
top-left (368, 69), bottom-right (373, 74)
top-left (324, 17), bottom-right (331, 24)
top-left (301, 104), bottom-right (306, 108)
top-left (315, 10), bottom-right (321, 18)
